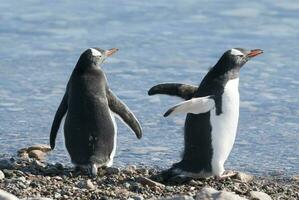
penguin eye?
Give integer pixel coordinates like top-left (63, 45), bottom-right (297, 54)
top-left (237, 55), bottom-right (244, 58)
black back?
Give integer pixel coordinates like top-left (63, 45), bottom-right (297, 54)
top-left (64, 51), bottom-right (115, 165)
top-left (50, 48), bottom-right (142, 166)
top-left (65, 73), bottom-right (111, 164)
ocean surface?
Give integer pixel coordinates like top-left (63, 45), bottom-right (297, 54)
top-left (0, 1), bottom-right (298, 176)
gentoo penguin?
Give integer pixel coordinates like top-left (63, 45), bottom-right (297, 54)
top-left (148, 48), bottom-right (263, 179)
top-left (50, 47), bottom-right (142, 175)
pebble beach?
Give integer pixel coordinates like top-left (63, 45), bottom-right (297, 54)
top-left (0, 150), bottom-right (298, 200)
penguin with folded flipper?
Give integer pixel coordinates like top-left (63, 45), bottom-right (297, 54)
top-left (148, 48), bottom-right (263, 180)
top-left (50, 47), bottom-right (142, 176)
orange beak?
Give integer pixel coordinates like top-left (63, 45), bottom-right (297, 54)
top-left (106, 48), bottom-right (119, 57)
top-left (247, 49), bottom-right (263, 58)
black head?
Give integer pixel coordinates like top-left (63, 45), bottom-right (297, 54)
top-left (214, 48), bottom-right (263, 74)
top-left (217, 48), bottom-right (263, 69)
top-left (75, 47), bottom-right (118, 70)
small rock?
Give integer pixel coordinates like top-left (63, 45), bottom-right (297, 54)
top-left (2, 169), bottom-right (16, 178)
top-left (77, 179), bottom-right (96, 190)
top-left (123, 182), bottom-right (131, 189)
top-left (165, 186), bottom-right (174, 192)
top-left (32, 160), bottom-right (46, 168)
top-left (53, 176), bottom-right (63, 181)
top-left (0, 189), bottom-right (19, 200)
top-left (54, 192), bottom-right (61, 199)
top-left (26, 198), bottom-right (53, 200)
top-left (233, 172), bottom-right (254, 183)
top-left (127, 165), bottom-right (137, 171)
top-left (136, 168), bottom-right (149, 176)
top-left (28, 150), bottom-right (46, 161)
top-left (133, 195), bottom-right (144, 200)
top-left (27, 144), bottom-right (52, 153)
top-left (249, 191), bottom-right (272, 200)
top-left (14, 170), bottom-right (26, 177)
top-left (17, 176), bottom-right (26, 182)
top-left (160, 195), bottom-right (194, 200)
top-left (54, 163), bottom-right (63, 170)
top-left (18, 145), bottom-right (51, 161)
top-left (86, 180), bottom-right (96, 190)
top-left (195, 187), bottom-right (247, 200)
top-left (18, 152), bottom-right (29, 160)
top-left (29, 180), bottom-right (39, 188)
top-left (114, 189), bottom-right (130, 198)
top-left (123, 165), bottom-right (137, 175)
top-left (0, 170), bottom-right (5, 180)
top-left (106, 167), bottom-right (120, 175)
top-left (293, 175), bottom-right (299, 181)
top-left (137, 176), bottom-right (165, 188)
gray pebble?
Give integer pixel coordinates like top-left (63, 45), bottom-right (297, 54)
top-left (249, 191), bottom-right (272, 200)
top-left (195, 187), bottom-right (247, 200)
top-left (0, 189), bottom-right (19, 200)
top-left (160, 195), bottom-right (194, 200)
top-left (106, 167), bottom-right (120, 175)
top-left (123, 182), bottom-right (131, 189)
top-left (53, 192), bottom-right (61, 199)
top-left (165, 186), bottom-right (174, 192)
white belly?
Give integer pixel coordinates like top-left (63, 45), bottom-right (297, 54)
top-left (106, 110), bottom-right (117, 167)
top-left (210, 78), bottom-right (240, 175)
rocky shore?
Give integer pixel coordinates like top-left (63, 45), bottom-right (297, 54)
top-left (0, 156), bottom-right (298, 200)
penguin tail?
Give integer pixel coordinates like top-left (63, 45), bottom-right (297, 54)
top-left (91, 163), bottom-right (98, 177)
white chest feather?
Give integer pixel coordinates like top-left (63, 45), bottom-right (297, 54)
top-left (210, 78), bottom-right (240, 175)
top-left (106, 110), bottom-right (117, 167)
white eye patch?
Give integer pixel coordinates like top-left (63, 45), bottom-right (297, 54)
top-left (230, 48), bottom-right (244, 56)
top-left (90, 48), bottom-right (102, 57)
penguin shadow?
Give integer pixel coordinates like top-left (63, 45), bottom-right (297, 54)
top-left (7, 159), bottom-right (107, 179)
top-left (149, 169), bottom-right (209, 186)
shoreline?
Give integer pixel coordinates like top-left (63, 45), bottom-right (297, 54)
top-left (0, 157), bottom-right (298, 200)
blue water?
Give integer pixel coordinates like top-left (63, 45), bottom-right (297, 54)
top-left (0, 1), bottom-right (298, 176)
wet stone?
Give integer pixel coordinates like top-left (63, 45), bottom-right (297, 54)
top-left (106, 167), bottom-right (120, 175)
top-left (233, 172), bottom-right (254, 183)
top-left (0, 159), bottom-right (14, 170)
top-left (28, 150), bottom-right (46, 161)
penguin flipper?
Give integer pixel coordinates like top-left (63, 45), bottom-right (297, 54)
top-left (50, 92), bottom-right (68, 150)
top-left (107, 89), bottom-right (142, 139)
top-left (164, 96), bottom-right (215, 117)
top-left (148, 83), bottom-right (198, 100)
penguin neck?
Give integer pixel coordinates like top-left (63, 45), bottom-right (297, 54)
top-left (75, 58), bottom-right (102, 73)
top-left (210, 58), bottom-right (241, 80)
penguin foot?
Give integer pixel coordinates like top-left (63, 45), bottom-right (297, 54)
top-left (73, 165), bottom-right (90, 175)
top-left (159, 168), bottom-right (193, 185)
